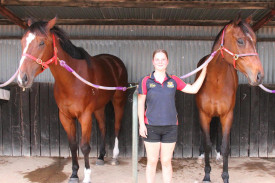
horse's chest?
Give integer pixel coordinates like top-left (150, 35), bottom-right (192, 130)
top-left (199, 86), bottom-right (235, 116)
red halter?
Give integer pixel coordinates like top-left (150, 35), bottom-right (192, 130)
top-left (219, 25), bottom-right (258, 69)
top-left (22, 34), bottom-right (58, 71)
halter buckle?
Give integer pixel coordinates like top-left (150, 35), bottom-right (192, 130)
top-left (233, 54), bottom-right (239, 60)
top-left (36, 58), bottom-right (43, 65)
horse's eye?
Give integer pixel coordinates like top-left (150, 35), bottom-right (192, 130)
top-left (39, 41), bottom-right (45, 46)
top-left (237, 38), bottom-right (244, 45)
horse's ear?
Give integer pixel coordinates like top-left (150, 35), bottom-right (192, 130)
top-left (245, 15), bottom-right (252, 25)
top-left (46, 17), bottom-right (57, 30)
top-left (27, 18), bottom-right (33, 27)
top-left (233, 14), bottom-right (242, 26)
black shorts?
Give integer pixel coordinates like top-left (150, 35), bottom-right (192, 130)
top-left (144, 125), bottom-right (178, 143)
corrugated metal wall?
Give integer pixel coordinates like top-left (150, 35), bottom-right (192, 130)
top-left (1, 25), bottom-right (274, 39)
top-left (0, 25), bottom-right (274, 84)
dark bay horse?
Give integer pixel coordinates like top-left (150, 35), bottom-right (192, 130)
top-left (17, 17), bottom-right (128, 183)
top-left (195, 16), bottom-right (264, 183)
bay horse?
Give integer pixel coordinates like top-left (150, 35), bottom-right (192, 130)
top-left (17, 17), bottom-right (128, 183)
top-left (195, 16), bottom-right (264, 183)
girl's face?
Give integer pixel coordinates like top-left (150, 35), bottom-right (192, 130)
top-left (152, 52), bottom-right (169, 72)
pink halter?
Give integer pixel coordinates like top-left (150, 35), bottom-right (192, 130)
top-left (22, 34), bottom-right (58, 71)
top-left (219, 25), bottom-right (258, 69)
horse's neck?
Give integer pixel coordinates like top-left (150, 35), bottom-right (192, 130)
top-left (49, 42), bottom-right (81, 89)
top-left (208, 53), bottom-right (238, 85)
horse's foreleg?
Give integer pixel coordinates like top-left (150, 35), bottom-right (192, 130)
top-left (79, 113), bottom-right (92, 183)
top-left (199, 111), bottom-right (212, 183)
top-left (59, 112), bottom-right (79, 183)
top-left (220, 112), bottom-right (233, 183)
top-left (94, 108), bottom-right (106, 165)
top-left (111, 93), bottom-right (126, 165)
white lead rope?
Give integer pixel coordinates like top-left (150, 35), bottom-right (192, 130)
top-left (0, 68), bottom-right (19, 88)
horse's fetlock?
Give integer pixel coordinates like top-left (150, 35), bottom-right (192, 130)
top-left (222, 172), bottom-right (229, 180)
top-left (204, 166), bottom-right (211, 173)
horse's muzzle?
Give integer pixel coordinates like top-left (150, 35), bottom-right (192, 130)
top-left (256, 72), bottom-right (264, 85)
top-left (17, 73), bottom-right (32, 88)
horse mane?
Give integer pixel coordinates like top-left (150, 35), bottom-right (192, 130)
top-left (26, 21), bottom-right (91, 63)
top-left (212, 19), bottom-right (251, 51)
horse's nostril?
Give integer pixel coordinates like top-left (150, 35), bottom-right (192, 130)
top-left (22, 74), bottom-right (28, 85)
top-left (257, 72), bottom-right (263, 83)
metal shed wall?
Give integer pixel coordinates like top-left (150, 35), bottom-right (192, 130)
top-left (0, 25), bottom-right (274, 84)
top-left (0, 39), bottom-right (275, 84)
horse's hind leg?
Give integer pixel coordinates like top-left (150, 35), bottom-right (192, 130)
top-left (216, 121), bottom-right (223, 163)
top-left (220, 111), bottom-right (233, 183)
top-left (59, 112), bottom-right (79, 183)
top-left (94, 107), bottom-right (106, 165)
top-left (79, 112), bottom-right (93, 183)
top-left (111, 91), bottom-right (127, 165)
top-left (199, 111), bottom-right (212, 183)
top-left (197, 128), bottom-right (205, 164)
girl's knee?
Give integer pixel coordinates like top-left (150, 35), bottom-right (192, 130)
top-left (147, 157), bottom-right (159, 166)
top-left (160, 158), bottom-right (172, 167)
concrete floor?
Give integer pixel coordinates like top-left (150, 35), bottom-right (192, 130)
top-left (0, 156), bottom-right (275, 183)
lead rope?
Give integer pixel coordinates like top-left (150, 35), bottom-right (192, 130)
top-left (259, 84), bottom-right (275, 93)
top-left (180, 49), bottom-right (219, 79)
top-left (0, 68), bottom-right (19, 88)
top-left (59, 60), bottom-right (135, 91)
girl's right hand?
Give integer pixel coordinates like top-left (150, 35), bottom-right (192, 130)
top-left (139, 125), bottom-right (147, 138)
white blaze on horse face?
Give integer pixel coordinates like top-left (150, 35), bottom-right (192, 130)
top-left (113, 137), bottom-right (119, 159)
top-left (18, 33), bottom-right (36, 84)
top-left (19, 33), bottom-right (36, 67)
top-left (246, 32), bottom-right (257, 53)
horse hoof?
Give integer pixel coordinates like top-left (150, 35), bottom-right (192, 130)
top-left (68, 177), bottom-right (79, 183)
top-left (96, 159), bottom-right (104, 165)
top-left (203, 176), bottom-right (211, 183)
top-left (110, 158), bottom-right (119, 165)
top-left (82, 181), bottom-right (91, 183)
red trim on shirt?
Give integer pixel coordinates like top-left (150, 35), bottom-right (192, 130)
top-left (171, 75), bottom-right (187, 90)
top-left (141, 76), bottom-right (150, 94)
top-left (144, 110), bottom-right (149, 124)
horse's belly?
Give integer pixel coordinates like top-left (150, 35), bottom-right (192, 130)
top-left (55, 89), bottom-right (114, 117)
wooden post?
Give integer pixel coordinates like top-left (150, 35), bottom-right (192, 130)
top-left (132, 88), bottom-right (138, 183)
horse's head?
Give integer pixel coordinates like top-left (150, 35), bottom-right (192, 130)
top-left (216, 16), bottom-right (264, 86)
top-left (17, 17), bottom-right (57, 89)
